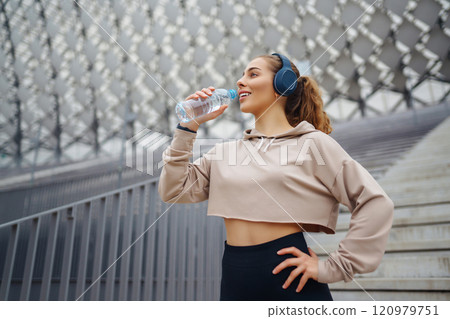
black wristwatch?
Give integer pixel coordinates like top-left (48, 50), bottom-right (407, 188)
top-left (176, 122), bottom-right (197, 133)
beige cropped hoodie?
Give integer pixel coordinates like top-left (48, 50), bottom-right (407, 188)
top-left (158, 120), bottom-right (395, 284)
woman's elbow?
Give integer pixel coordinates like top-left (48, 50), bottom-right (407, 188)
top-left (159, 192), bottom-right (172, 203)
top-left (158, 182), bottom-right (175, 203)
top-left (358, 252), bottom-right (385, 276)
top-left (158, 191), bottom-right (170, 203)
top-left (375, 192), bottom-right (395, 219)
top-left (159, 192), bottom-right (180, 203)
top-left (366, 259), bottom-right (382, 273)
top-left (385, 196), bottom-right (395, 220)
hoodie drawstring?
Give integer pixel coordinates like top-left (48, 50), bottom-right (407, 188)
top-left (255, 137), bottom-right (276, 153)
top-left (262, 138), bottom-right (275, 152)
top-left (256, 137), bottom-right (265, 151)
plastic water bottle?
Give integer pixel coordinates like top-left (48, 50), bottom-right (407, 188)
top-left (176, 88), bottom-right (237, 123)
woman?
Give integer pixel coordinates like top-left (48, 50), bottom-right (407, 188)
top-left (158, 53), bottom-right (394, 301)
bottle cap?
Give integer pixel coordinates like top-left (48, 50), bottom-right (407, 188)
top-left (228, 89), bottom-right (238, 100)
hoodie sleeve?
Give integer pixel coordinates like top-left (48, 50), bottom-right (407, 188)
top-left (313, 133), bottom-right (395, 284)
top-left (157, 127), bottom-right (214, 203)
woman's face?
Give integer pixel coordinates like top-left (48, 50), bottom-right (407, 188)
top-left (236, 57), bottom-right (278, 116)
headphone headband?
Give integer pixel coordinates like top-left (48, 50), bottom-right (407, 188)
top-left (271, 53), bottom-right (298, 96)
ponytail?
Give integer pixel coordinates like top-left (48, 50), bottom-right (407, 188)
top-left (259, 55), bottom-right (333, 135)
top-left (286, 75), bottom-right (332, 135)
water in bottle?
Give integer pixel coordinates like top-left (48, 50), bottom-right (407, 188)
top-left (176, 88), bottom-right (237, 123)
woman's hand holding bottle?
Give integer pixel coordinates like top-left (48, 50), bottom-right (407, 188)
top-left (178, 86), bottom-right (229, 132)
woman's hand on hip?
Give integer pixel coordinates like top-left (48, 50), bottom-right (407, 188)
top-left (272, 246), bottom-right (319, 293)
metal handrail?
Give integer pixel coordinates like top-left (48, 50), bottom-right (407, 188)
top-left (0, 176), bottom-right (160, 230)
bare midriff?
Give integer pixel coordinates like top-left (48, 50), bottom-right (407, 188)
top-left (223, 218), bottom-right (303, 246)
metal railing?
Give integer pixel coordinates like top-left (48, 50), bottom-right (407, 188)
top-left (0, 177), bottom-right (226, 301)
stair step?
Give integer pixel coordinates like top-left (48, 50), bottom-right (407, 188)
top-left (368, 251), bottom-right (449, 278)
top-left (380, 117), bottom-right (450, 179)
top-left (306, 224), bottom-right (450, 252)
top-left (381, 157), bottom-right (450, 171)
top-left (386, 239), bottom-right (450, 252)
top-left (337, 203), bottom-right (450, 226)
top-left (309, 251), bottom-right (450, 278)
top-left (350, 143), bottom-right (419, 160)
top-left (389, 193), bottom-right (450, 207)
top-left (330, 290), bottom-right (450, 301)
top-left (404, 140), bottom-right (450, 153)
top-left (354, 154), bottom-right (416, 167)
top-left (381, 179), bottom-right (450, 194)
top-left (379, 166), bottom-right (450, 184)
top-left (329, 277), bottom-right (450, 291)
top-left (309, 239), bottom-right (450, 256)
top-left (381, 175), bottom-right (450, 188)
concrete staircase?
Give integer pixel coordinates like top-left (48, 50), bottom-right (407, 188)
top-left (307, 116), bottom-right (450, 300)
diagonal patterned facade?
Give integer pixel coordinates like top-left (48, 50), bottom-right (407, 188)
top-left (0, 0), bottom-right (449, 168)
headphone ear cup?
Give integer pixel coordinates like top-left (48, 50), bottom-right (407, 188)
top-left (273, 69), bottom-right (298, 96)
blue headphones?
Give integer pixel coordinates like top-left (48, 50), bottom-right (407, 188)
top-left (272, 53), bottom-right (298, 96)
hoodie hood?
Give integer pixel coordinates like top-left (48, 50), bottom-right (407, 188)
top-left (242, 120), bottom-right (317, 153)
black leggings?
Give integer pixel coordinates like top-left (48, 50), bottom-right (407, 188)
top-left (220, 231), bottom-right (333, 301)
